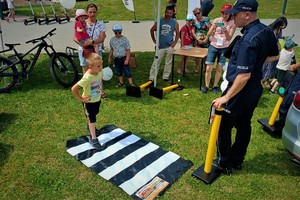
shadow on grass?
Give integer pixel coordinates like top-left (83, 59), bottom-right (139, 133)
top-left (0, 113), bottom-right (17, 134)
top-left (0, 113), bottom-right (16, 170)
top-left (0, 143), bottom-right (14, 171)
top-left (244, 150), bottom-right (300, 176)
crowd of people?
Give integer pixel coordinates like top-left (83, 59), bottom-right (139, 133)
top-left (70, 1), bottom-right (299, 177)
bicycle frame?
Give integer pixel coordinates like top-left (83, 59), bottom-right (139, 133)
top-left (12, 40), bottom-right (56, 74)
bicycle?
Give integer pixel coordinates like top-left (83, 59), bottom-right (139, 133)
top-left (0, 28), bottom-right (78, 93)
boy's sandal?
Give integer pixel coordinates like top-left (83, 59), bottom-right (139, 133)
top-left (177, 69), bottom-right (182, 74)
top-left (194, 69), bottom-right (199, 74)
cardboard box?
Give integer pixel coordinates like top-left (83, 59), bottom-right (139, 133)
top-left (129, 53), bottom-right (137, 68)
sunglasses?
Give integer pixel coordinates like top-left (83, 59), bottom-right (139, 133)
top-left (194, 12), bottom-right (201, 16)
top-left (114, 31), bottom-right (122, 34)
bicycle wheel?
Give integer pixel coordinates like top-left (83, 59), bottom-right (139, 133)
top-left (0, 57), bottom-right (18, 92)
top-left (50, 52), bottom-right (78, 88)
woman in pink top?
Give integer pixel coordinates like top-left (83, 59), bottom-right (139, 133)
top-left (202, 3), bottom-right (236, 94)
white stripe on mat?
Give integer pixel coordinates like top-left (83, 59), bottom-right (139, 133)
top-left (82, 134), bottom-right (140, 167)
top-left (99, 142), bottom-right (159, 180)
top-left (66, 128), bottom-right (126, 156)
top-left (119, 151), bottom-right (180, 195)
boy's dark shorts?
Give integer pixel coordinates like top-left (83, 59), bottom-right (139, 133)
top-left (83, 100), bottom-right (101, 123)
top-left (114, 56), bottom-right (132, 78)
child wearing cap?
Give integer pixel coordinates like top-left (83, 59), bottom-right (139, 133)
top-left (108, 24), bottom-right (134, 87)
top-left (74, 9), bottom-right (98, 58)
top-left (270, 35), bottom-right (298, 93)
top-left (177, 14), bottom-right (194, 74)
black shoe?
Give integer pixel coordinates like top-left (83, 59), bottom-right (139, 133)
top-left (213, 159), bottom-right (232, 175)
top-left (232, 163), bottom-right (243, 170)
top-left (90, 139), bottom-right (102, 149)
top-left (163, 79), bottom-right (169, 82)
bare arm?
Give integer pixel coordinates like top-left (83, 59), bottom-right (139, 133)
top-left (212, 73), bottom-right (251, 109)
top-left (150, 22), bottom-right (157, 44)
top-left (108, 47), bottom-right (113, 64)
top-left (125, 49), bottom-right (130, 65)
top-left (203, 23), bottom-right (216, 43)
top-left (93, 31), bottom-right (106, 45)
top-left (172, 22), bottom-right (180, 48)
top-left (265, 55), bottom-right (280, 63)
top-left (71, 83), bottom-right (90, 103)
top-left (224, 24), bottom-right (236, 41)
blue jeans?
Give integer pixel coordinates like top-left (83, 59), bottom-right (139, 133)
top-left (205, 45), bottom-right (227, 66)
top-left (79, 47), bottom-right (102, 67)
top-left (114, 56), bottom-right (132, 78)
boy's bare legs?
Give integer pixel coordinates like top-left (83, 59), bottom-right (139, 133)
top-left (89, 122), bottom-right (97, 140)
top-left (128, 77), bottom-right (133, 85)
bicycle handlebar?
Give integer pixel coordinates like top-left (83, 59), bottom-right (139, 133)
top-left (25, 28), bottom-right (56, 44)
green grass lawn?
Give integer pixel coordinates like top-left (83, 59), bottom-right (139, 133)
top-left (15, 0), bottom-right (300, 20)
top-left (1, 47), bottom-right (300, 199)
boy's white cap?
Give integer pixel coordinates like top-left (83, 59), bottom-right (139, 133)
top-left (186, 14), bottom-right (194, 21)
top-left (75, 9), bottom-right (88, 20)
top-left (112, 24), bottom-right (123, 31)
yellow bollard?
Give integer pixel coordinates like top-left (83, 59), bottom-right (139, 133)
top-left (204, 108), bottom-right (224, 173)
top-left (162, 84), bottom-right (179, 92)
top-left (140, 80), bottom-right (153, 91)
top-left (126, 80), bottom-right (153, 97)
top-left (150, 84), bottom-right (183, 99)
top-left (192, 108), bottom-right (225, 184)
top-left (268, 96), bottom-right (284, 126)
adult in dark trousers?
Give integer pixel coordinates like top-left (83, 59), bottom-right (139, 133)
top-left (212, 0), bottom-right (279, 175)
top-left (149, 5), bottom-right (179, 82)
top-left (201, 0), bottom-right (214, 17)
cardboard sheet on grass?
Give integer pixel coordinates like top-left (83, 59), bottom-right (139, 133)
top-left (66, 125), bottom-right (193, 199)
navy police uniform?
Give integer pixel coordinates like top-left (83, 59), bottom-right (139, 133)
top-left (217, 19), bottom-right (279, 169)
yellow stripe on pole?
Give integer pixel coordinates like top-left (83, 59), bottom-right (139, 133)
top-left (162, 84), bottom-right (179, 92)
top-left (140, 81), bottom-right (153, 90)
top-left (204, 108), bottom-right (224, 173)
top-left (268, 96), bottom-right (284, 126)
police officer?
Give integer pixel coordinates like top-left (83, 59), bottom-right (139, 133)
top-left (212, 0), bottom-right (279, 174)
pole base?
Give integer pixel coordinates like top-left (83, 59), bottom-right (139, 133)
top-left (192, 164), bottom-right (222, 184)
top-left (257, 118), bottom-right (282, 137)
top-left (126, 85), bottom-right (142, 98)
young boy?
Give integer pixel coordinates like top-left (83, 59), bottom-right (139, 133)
top-left (108, 24), bottom-right (134, 87)
top-left (74, 9), bottom-right (98, 58)
top-left (71, 53), bottom-right (103, 149)
top-left (270, 36), bottom-right (298, 93)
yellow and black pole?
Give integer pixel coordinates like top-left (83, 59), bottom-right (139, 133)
top-left (192, 108), bottom-right (225, 184)
top-left (258, 71), bottom-right (295, 135)
top-left (149, 83), bottom-right (184, 99)
top-left (126, 80), bottom-right (153, 97)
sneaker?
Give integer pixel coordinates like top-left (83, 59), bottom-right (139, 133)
top-left (91, 139), bottom-right (102, 149)
top-left (163, 79), bottom-right (169, 82)
top-left (130, 83), bottom-right (136, 87)
top-left (202, 87), bottom-right (209, 94)
top-left (117, 83), bottom-right (124, 88)
top-left (212, 87), bottom-right (219, 94)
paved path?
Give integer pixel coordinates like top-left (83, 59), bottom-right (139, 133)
top-left (0, 17), bottom-right (299, 53)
